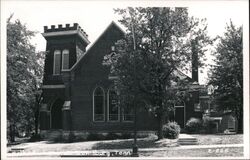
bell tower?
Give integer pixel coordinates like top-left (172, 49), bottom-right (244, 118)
top-left (40, 23), bottom-right (90, 131)
top-left (42, 23), bottom-right (90, 85)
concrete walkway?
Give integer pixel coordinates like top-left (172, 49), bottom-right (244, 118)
top-left (179, 134), bottom-right (196, 139)
top-left (7, 143), bottom-right (244, 158)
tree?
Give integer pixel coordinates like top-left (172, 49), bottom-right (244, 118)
top-left (104, 7), bottom-right (211, 139)
top-left (7, 15), bottom-right (44, 142)
top-left (209, 21), bottom-right (243, 133)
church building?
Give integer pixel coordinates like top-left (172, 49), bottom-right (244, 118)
top-left (39, 22), bottom-right (205, 139)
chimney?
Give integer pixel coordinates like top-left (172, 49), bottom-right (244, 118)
top-left (191, 39), bottom-right (198, 82)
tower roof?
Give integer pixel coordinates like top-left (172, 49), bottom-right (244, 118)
top-left (42, 23), bottom-right (90, 45)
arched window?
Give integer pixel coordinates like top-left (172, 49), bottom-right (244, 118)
top-left (53, 50), bottom-right (61, 75)
top-left (62, 49), bottom-right (69, 70)
top-left (108, 89), bottom-right (119, 121)
top-left (93, 87), bottom-right (105, 121)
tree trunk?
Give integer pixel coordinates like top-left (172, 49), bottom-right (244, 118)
top-left (157, 111), bottom-right (164, 140)
top-left (34, 106), bottom-right (39, 135)
top-left (35, 93), bottom-right (42, 135)
top-left (10, 124), bottom-right (15, 142)
top-left (237, 110), bottom-right (243, 133)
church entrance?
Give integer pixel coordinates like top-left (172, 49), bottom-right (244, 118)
top-left (174, 103), bottom-right (185, 128)
top-left (51, 99), bottom-right (64, 129)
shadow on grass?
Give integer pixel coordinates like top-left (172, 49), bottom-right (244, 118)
top-left (7, 137), bottom-right (30, 147)
top-left (91, 137), bottom-right (178, 150)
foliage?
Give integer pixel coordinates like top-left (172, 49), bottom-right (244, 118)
top-left (202, 116), bottom-right (219, 134)
top-left (86, 133), bottom-right (106, 141)
top-left (104, 7), bottom-right (211, 139)
top-left (7, 14), bottom-right (45, 142)
top-left (53, 133), bottom-right (64, 143)
top-left (119, 133), bottom-right (133, 139)
top-left (208, 21), bottom-right (243, 132)
top-left (105, 132), bottom-right (119, 140)
top-left (66, 132), bottom-right (77, 143)
top-left (162, 121), bottom-right (180, 139)
top-left (185, 117), bottom-right (203, 133)
top-left (28, 133), bottom-right (42, 142)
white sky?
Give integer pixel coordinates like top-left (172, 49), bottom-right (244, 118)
top-left (1, 0), bottom-right (248, 84)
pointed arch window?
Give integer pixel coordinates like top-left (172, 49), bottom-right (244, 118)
top-left (62, 49), bottom-right (69, 70)
top-left (93, 87), bottom-right (105, 122)
top-left (108, 88), bottom-right (119, 121)
top-left (53, 50), bottom-right (61, 75)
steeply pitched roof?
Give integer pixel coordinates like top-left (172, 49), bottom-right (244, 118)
top-left (70, 21), bottom-right (125, 72)
top-left (68, 21), bottom-right (198, 84)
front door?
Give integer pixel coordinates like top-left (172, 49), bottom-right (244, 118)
top-left (175, 106), bottom-right (185, 128)
top-left (51, 99), bottom-right (63, 129)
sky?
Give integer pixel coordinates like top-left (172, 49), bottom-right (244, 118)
top-left (1, 0), bottom-right (248, 84)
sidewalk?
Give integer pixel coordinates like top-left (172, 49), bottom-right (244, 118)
top-left (7, 143), bottom-right (244, 158)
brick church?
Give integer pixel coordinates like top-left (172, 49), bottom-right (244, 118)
top-left (39, 22), bottom-right (231, 138)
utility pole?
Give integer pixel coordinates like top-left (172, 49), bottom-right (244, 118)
top-left (129, 8), bottom-right (139, 157)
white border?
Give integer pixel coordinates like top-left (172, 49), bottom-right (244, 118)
top-left (1, 0), bottom-right (249, 159)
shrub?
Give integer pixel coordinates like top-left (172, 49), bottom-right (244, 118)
top-left (162, 121), bottom-right (180, 139)
top-left (105, 132), bottom-right (119, 140)
top-left (202, 116), bottom-right (217, 133)
top-left (29, 133), bottom-right (42, 142)
top-left (185, 118), bottom-right (203, 133)
top-left (119, 133), bottom-right (132, 139)
top-left (53, 133), bottom-right (63, 142)
top-left (66, 132), bottom-right (76, 143)
top-left (87, 133), bottom-right (105, 141)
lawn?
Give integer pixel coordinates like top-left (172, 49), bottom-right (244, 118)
top-left (192, 134), bottom-right (243, 145)
top-left (141, 147), bottom-right (243, 157)
top-left (8, 134), bottom-right (178, 153)
top-left (7, 134), bottom-right (244, 157)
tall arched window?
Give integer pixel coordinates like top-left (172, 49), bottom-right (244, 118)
top-left (93, 87), bottom-right (105, 121)
top-left (53, 50), bottom-right (61, 75)
top-left (62, 49), bottom-right (69, 70)
top-left (108, 89), bottom-right (119, 121)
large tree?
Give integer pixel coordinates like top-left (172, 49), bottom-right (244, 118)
top-left (104, 7), bottom-right (211, 139)
top-left (7, 15), bottom-right (44, 142)
top-left (209, 21), bottom-right (243, 133)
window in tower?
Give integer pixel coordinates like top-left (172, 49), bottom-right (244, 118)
top-left (53, 50), bottom-right (61, 75)
top-left (62, 49), bottom-right (69, 70)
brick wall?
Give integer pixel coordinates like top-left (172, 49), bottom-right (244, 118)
top-left (70, 24), bottom-right (158, 131)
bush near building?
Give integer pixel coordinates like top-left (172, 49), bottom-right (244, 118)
top-left (185, 118), bottom-right (203, 133)
top-left (162, 122), bottom-right (181, 139)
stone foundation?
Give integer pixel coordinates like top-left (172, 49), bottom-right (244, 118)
top-left (40, 130), bottom-right (156, 141)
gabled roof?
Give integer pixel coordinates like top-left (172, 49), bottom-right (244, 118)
top-left (70, 21), bottom-right (125, 72)
top-left (68, 21), bottom-right (199, 84)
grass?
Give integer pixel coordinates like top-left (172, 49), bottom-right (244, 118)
top-left (192, 134), bottom-right (243, 145)
top-left (91, 135), bottom-right (178, 150)
top-left (7, 133), bottom-right (243, 157)
top-left (140, 147), bottom-right (243, 157)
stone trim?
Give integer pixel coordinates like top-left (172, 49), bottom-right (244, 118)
top-left (42, 85), bottom-right (65, 89)
top-left (42, 30), bottom-right (90, 44)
